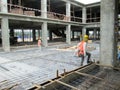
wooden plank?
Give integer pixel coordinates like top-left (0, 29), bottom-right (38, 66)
top-left (34, 84), bottom-right (41, 90)
top-left (75, 71), bottom-right (104, 81)
top-left (56, 80), bottom-right (79, 90)
top-left (1, 84), bottom-right (19, 90)
top-left (0, 80), bottom-right (7, 83)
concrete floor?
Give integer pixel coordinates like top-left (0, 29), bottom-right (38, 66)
top-left (0, 41), bottom-right (100, 90)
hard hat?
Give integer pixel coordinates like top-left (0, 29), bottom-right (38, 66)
top-left (83, 35), bottom-right (89, 41)
top-left (84, 35), bottom-right (88, 38)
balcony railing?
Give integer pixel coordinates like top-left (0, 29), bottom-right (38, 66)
top-left (47, 12), bottom-right (70, 21)
top-left (6, 4), bottom-right (83, 23)
top-left (71, 16), bottom-right (82, 22)
top-left (8, 3), bottom-right (41, 16)
top-left (87, 17), bottom-right (100, 23)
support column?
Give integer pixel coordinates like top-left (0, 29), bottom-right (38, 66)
top-left (38, 30), bottom-right (40, 38)
top-left (41, 0), bottom-right (47, 18)
top-left (82, 7), bottom-right (86, 23)
top-left (82, 6), bottom-right (87, 38)
top-left (66, 2), bottom-right (71, 21)
top-left (82, 27), bottom-right (86, 36)
top-left (1, 0), bottom-right (9, 51)
top-left (1, 0), bottom-right (8, 13)
top-left (22, 29), bottom-right (24, 42)
top-left (100, 0), bottom-right (117, 66)
top-left (42, 22), bottom-right (48, 47)
top-left (1, 17), bottom-right (10, 52)
top-left (93, 29), bottom-right (97, 40)
top-left (66, 25), bottom-right (71, 44)
top-left (66, 2), bottom-right (71, 44)
top-left (32, 29), bottom-right (36, 42)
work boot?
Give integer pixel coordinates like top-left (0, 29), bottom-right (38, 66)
top-left (81, 63), bottom-right (83, 66)
top-left (87, 60), bottom-right (92, 64)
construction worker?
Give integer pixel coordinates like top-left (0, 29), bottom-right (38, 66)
top-left (77, 35), bottom-right (91, 66)
top-left (38, 37), bottom-right (42, 50)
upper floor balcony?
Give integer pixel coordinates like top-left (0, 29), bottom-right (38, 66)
top-left (0, 0), bottom-right (100, 23)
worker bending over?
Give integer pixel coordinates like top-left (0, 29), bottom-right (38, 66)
top-left (77, 35), bottom-right (91, 66)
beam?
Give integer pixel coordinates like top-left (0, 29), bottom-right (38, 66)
top-left (75, 71), bottom-right (104, 81)
top-left (0, 13), bottom-right (83, 26)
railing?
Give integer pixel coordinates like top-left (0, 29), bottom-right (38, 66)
top-left (87, 17), bottom-right (100, 23)
top-left (47, 12), bottom-right (70, 21)
top-left (71, 16), bottom-right (82, 22)
top-left (7, 4), bottom-right (83, 23)
top-left (7, 3), bottom-right (41, 16)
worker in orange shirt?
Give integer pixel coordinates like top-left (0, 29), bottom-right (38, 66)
top-left (77, 35), bottom-right (91, 66)
top-left (38, 37), bottom-right (42, 50)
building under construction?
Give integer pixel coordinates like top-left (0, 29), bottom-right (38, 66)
top-left (0, 0), bottom-right (120, 90)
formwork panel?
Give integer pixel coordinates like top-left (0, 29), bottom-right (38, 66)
top-left (60, 73), bottom-right (88, 87)
top-left (34, 65), bottom-right (120, 90)
top-left (39, 81), bottom-right (72, 90)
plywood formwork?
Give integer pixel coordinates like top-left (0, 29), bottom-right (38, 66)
top-left (29, 63), bottom-right (120, 90)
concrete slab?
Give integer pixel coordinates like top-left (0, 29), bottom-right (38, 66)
top-left (0, 57), bottom-right (11, 64)
top-left (0, 42), bottom-right (100, 89)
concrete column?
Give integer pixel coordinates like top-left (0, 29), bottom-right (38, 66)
top-left (93, 29), bottom-right (97, 40)
top-left (66, 25), bottom-right (71, 44)
top-left (22, 29), bottom-right (24, 42)
top-left (32, 29), bottom-right (36, 42)
top-left (82, 26), bottom-right (86, 36)
top-left (1, 0), bottom-right (8, 13)
top-left (38, 30), bottom-right (40, 38)
top-left (42, 22), bottom-right (48, 47)
top-left (66, 2), bottom-right (71, 21)
top-left (100, 0), bottom-right (116, 66)
top-left (82, 7), bottom-right (86, 23)
top-left (41, 0), bottom-right (47, 18)
top-left (1, 17), bottom-right (10, 52)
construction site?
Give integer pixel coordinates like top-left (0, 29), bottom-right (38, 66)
top-left (0, 0), bottom-right (120, 90)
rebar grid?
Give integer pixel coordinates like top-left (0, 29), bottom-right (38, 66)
top-left (79, 68), bottom-right (120, 90)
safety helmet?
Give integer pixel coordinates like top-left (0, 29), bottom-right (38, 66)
top-left (83, 35), bottom-right (89, 42)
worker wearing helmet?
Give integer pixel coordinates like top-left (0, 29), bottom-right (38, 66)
top-left (77, 35), bottom-right (91, 66)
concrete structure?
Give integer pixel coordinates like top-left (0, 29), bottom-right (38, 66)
top-left (0, 0), bottom-right (119, 67)
top-left (100, 0), bottom-right (119, 67)
top-left (0, 0), bottom-right (120, 89)
top-left (0, 0), bottom-right (101, 52)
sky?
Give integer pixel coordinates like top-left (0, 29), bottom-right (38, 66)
top-left (75, 0), bottom-right (101, 4)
